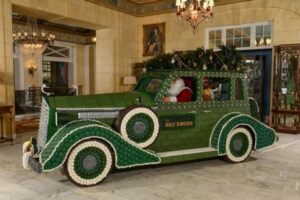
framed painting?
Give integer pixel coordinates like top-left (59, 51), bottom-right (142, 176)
top-left (143, 23), bottom-right (165, 57)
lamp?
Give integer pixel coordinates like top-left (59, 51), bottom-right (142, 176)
top-left (123, 76), bottom-right (137, 90)
top-left (26, 64), bottom-right (37, 76)
top-left (176, 0), bottom-right (214, 34)
top-left (12, 16), bottom-right (55, 55)
top-left (123, 76), bottom-right (137, 85)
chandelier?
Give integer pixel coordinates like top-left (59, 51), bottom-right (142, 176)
top-left (176, 0), bottom-right (214, 34)
top-left (13, 16), bottom-right (55, 54)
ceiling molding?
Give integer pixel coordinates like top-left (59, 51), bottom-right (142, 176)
top-left (86, 0), bottom-right (252, 17)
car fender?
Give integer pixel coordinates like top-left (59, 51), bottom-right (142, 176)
top-left (210, 114), bottom-right (277, 155)
top-left (40, 120), bottom-right (161, 172)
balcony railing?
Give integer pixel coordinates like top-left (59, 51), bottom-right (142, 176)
top-left (15, 87), bottom-right (77, 115)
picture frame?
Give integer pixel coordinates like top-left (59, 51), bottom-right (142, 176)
top-left (143, 23), bottom-right (165, 57)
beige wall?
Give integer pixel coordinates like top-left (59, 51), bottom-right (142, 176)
top-left (138, 0), bottom-right (300, 62)
top-left (10, 0), bottom-right (139, 94)
top-left (3, 0), bottom-right (300, 99)
top-left (0, 0), bottom-right (13, 105)
top-left (75, 44), bottom-right (85, 92)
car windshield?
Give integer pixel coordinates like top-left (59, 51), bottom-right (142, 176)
top-left (135, 77), bottom-right (163, 93)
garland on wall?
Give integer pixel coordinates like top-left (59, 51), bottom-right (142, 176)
top-left (143, 45), bottom-right (243, 72)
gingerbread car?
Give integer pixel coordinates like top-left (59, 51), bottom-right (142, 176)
top-left (23, 70), bottom-right (278, 186)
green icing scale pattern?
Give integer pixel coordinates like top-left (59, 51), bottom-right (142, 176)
top-left (217, 114), bottom-right (276, 155)
top-left (210, 112), bottom-right (240, 149)
top-left (74, 147), bottom-right (106, 179)
top-left (40, 120), bottom-right (160, 171)
top-left (126, 113), bottom-right (155, 143)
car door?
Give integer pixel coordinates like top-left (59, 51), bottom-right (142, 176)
top-left (149, 72), bottom-right (203, 153)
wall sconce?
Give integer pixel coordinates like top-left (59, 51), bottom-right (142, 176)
top-left (91, 36), bottom-right (96, 43)
top-left (26, 65), bottom-right (37, 76)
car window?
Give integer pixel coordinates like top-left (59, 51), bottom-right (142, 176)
top-left (145, 79), bottom-right (163, 93)
top-left (235, 78), bottom-right (244, 100)
top-left (202, 77), bottom-right (230, 101)
top-left (163, 76), bottom-right (196, 103)
top-left (135, 77), bottom-right (163, 93)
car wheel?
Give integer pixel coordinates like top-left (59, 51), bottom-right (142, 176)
top-left (117, 106), bottom-right (159, 148)
top-left (225, 127), bottom-right (253, 163)
top-left (64, 140), bottom-right (113, 187)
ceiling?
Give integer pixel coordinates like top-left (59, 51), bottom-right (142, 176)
top-left (129, 0), bottom-right (163, 4)
top-left (12, 13), bottom-right (96, 36)
top-left (128, 0), bottom-right (251, 5)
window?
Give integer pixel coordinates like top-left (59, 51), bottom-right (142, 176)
top-left (206, 22), bottom-right (272, 50)
top-left (209, 30), bottom-right (222, 49)
top-left (235, 78), bottom-right (243, 100)
top-left (202, 77), bottom-right (230, 101)
top-left (43, 61), bottom-right (51, 85)
top-left (226, 27), bottom-right (250, 48)
top-left (42, 61), bottom-right (68, 87)
top-left (255, 24), bottom-right (272, 46)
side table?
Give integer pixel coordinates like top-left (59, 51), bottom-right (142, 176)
top-left (0, 105), bottom-right (13, 144)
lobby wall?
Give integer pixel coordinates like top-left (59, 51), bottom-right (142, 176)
top-left (138, 0), bottom-right (300, 62)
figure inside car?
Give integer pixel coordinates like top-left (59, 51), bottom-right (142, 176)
top-left (163, 78), bottom-right (193, 103)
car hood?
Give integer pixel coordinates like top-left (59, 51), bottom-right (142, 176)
top-left (47, 91), bottom-right (155, 109)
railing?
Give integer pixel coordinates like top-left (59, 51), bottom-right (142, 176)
top-left (15, 87), bottom-right (77, 115)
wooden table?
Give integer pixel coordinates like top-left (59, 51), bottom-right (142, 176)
top-left (0, 105), bottom-right (13, 144)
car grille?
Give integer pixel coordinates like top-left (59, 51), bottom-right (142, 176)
top-left (37, 98), bottom-right (50, 148)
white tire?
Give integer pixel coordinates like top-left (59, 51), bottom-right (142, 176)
top-left (119, 106), bottom-right (159, 148)
top-left (225, 127), bottom-right (253, 163)
top-left (64, 140), bottom-right (113, 186)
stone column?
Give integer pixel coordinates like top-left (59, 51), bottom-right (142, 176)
top-left (0, 0), bottom-right (15, 136)
top-left (95, 28), bottom-right (117, 93)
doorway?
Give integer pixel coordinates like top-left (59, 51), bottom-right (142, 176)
top-left (240, 49), bottom-right (272, 123)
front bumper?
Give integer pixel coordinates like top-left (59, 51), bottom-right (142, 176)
top-left (28, 156), bottom-right (42, 174)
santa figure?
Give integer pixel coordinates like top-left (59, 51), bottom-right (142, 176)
top-left (163, 78), bottom-right (193, 102)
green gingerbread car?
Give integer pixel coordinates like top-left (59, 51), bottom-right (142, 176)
top-left (23, 70), bottom-right (277, 186)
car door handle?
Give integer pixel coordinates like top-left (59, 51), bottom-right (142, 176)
top-left (204, 110), bottom-right (211, 113)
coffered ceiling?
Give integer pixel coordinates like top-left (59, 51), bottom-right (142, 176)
top-left (128, 0), bottom-right (251, 5)
top-left (87, 0), bottom-right (252, 16)
top-left (129, 0), bottom-right (161, 4)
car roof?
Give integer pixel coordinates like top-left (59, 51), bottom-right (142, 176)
top-left (147, 70), bottom-right (246, 79)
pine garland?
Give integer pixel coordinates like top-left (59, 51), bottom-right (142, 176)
top-left (144, 45), bottom-right (243, 72)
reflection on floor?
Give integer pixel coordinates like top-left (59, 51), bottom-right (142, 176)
top-left (0, 132), bottom-right (299, 200)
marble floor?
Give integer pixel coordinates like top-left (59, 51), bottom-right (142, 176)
top-left (0, 132), bottom-right (299, 200)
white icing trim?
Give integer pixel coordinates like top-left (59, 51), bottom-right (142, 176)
top-left (37, 99), bottom-right (50, 148)
top-left (225, 127), bottom-right (252, 162)
top-left (120, 107), bottom-right (159, 148)
top-left (39, 119), bottom-right (111, 161)
top-left (66, 141), bottom-right (113, 186)
top-left (158, 147), bottom-right (216, 158)
top-left (249, 97), bottom-right (260, 115)
top-left (56, 107), bottom-right (124, 111)
top-left (217, 114), bottom-right (277, 156)
top-left (41, 124), bottom-right (161, 172)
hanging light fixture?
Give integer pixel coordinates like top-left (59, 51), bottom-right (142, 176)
top-left (176, 0), bottom-right (214, 34)
top-left (13, 16), bottom-right (55, 55)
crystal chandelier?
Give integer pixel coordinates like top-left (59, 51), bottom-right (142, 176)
top-left (13, 16), bottom-right (55, 54)
top-left (176, 0), bottom-right (214, 34)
